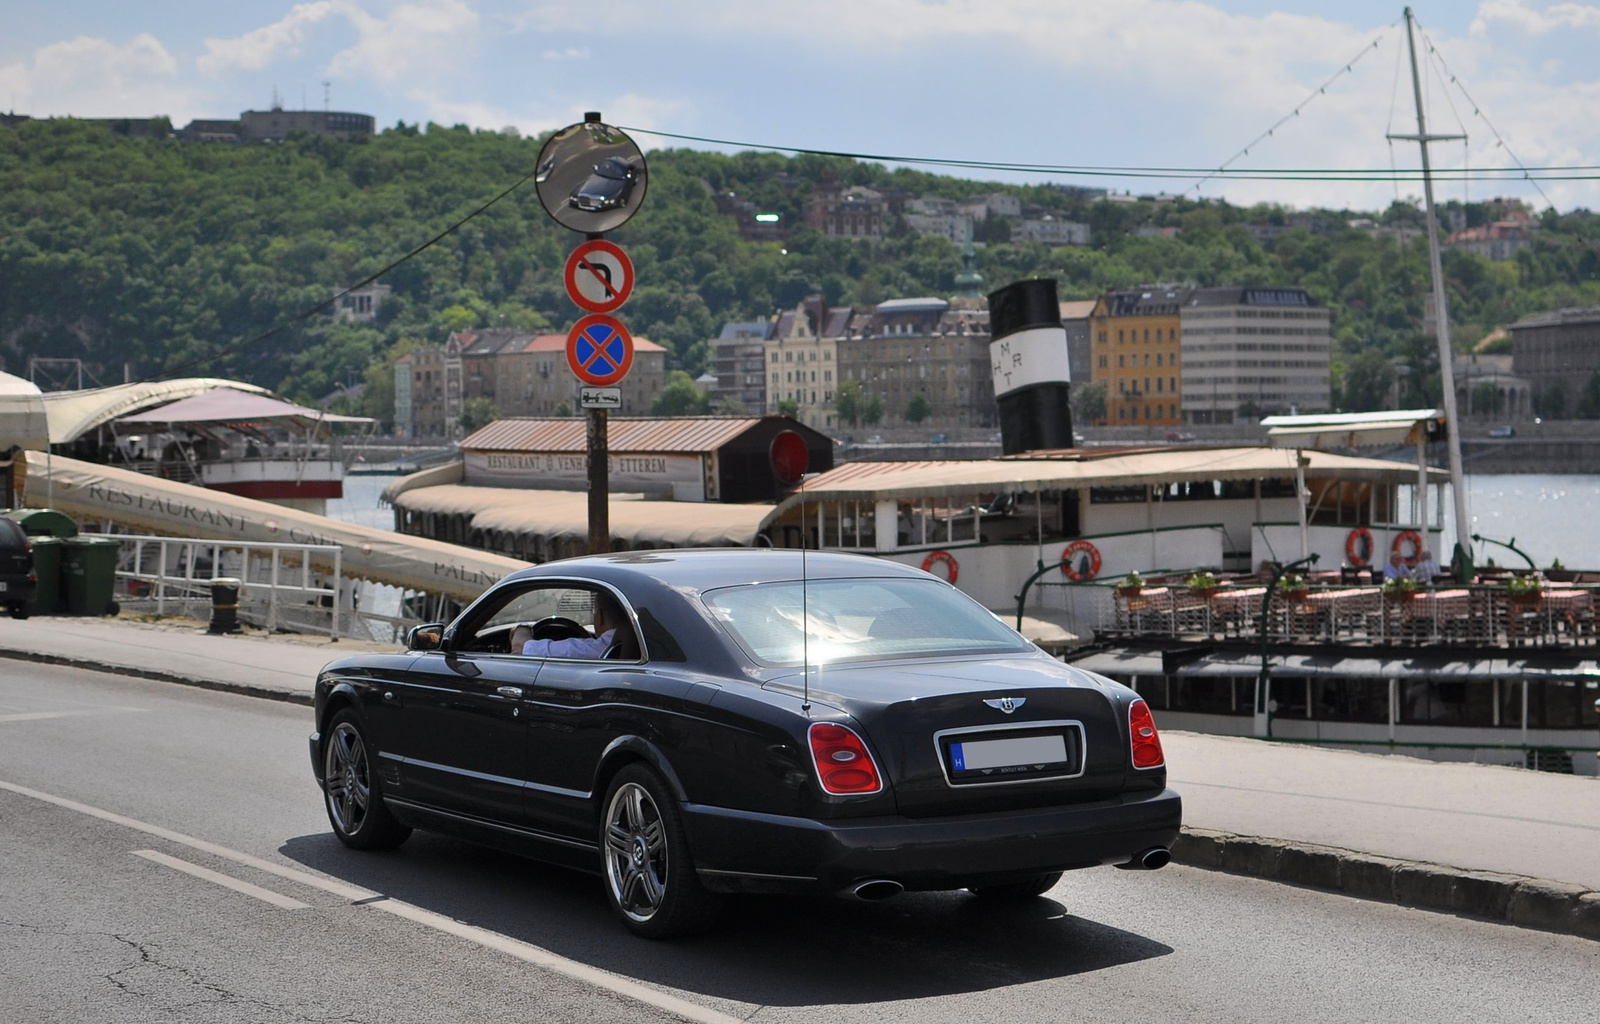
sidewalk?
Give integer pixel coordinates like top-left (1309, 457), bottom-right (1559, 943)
top-left (0, 615), bottom-right (385, 703)
top-left (1, 615), bottom-right (1596, 939)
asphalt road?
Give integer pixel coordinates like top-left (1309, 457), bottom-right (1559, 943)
top-left (1, 662), bottom-right (1595, 1024)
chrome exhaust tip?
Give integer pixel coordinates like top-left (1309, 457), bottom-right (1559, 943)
top-left (850, 879), bottom-right (904, 901)
top-left (1116, 847), bottom-right (1172, 870)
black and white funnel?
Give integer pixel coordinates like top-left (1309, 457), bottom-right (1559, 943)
top-left (989, 278), bottom-right (1073, 455)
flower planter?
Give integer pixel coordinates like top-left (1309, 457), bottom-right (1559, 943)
top-left (1115, 586), bottom-right (1143, 599)
top-left (1190, 587), bottom-right (1220, 599)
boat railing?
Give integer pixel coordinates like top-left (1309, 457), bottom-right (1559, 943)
top-left (1089, 578), bottom-right (1599, 649)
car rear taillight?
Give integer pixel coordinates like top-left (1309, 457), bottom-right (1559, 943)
top-left (808, 722), bottom-right (883, 795)
top-left (1128, 699), bottom-right (1165, 769)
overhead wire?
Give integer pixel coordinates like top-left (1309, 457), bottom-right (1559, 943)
top-left (1185, 17), bottom-right (1402, 195)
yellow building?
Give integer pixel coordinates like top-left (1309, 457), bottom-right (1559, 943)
top-left (765, 299), bottom-right (848, 431)
top-left (1090, 287), bottom-right (1188, 426)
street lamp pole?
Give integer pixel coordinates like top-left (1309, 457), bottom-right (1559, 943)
top-left (1256, 552), bottom-right (1320, 738)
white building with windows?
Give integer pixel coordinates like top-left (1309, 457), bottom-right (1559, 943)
top-left (1179, 287), bottom-right (1332, 423)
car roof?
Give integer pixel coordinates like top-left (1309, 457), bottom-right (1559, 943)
top-left (504, 548), bottom-right (928, 594)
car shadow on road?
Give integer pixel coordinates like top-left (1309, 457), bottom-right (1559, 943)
top-left (279, 830), bottom-right (1173, 1006)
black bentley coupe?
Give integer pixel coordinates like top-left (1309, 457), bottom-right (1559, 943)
top-left (309, 550), bottom-right (1181, 937)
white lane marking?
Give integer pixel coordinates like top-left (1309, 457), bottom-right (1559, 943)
top-left (132, 849), bottom-right (309, 911)
top-left (0, 708), bottom-right (148, 724)
top-left (0, 778), bottom-right (743, 1024)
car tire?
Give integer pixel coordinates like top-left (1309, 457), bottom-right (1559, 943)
top-left (8, 603), bottom-right (27, 620)
top-left (968, 871), bottom-right (1063, 900)
top-left (599, 763), bottom-right (722, 939)
top-left (322, 709), bottom-right (410, 851)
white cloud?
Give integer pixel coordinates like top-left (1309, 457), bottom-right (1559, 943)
top-left (0, 33), bottom-right (198, 119)
top-left (197, 2), bottom-right (343, 76)
top-left (198, 0), bottom-right (480, 84)
top-left (540, 47), bottom-right (588, 60)
top-left (1471, 0), bottom-right (1600, 36)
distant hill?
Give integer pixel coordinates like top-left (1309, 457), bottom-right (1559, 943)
top-left (2, 117), bottom-right (1597, 424)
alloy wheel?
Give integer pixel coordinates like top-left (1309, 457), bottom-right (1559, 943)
top-left (603, 781), bottom-right (668, 922)
top-left (325, 722), bottom-right (371, 836)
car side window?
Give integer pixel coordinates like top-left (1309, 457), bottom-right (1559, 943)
top-left (451, 582), bottom-right (643, 662)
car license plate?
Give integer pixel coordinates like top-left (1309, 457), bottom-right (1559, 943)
top-left (0, 581), bottom-right (8, 592)
top-left (941, 726), bottom-right (1080, 784)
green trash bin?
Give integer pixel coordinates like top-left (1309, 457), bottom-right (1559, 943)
top-left (2, 508), bottom-right (79, 539)
top-left (61, 536), bottom-right (120, 617)
top-left (27, 536), bottom-right (63, 616)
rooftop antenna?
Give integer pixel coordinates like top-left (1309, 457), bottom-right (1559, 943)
top-left (323, 80), bottom-right (331, 111)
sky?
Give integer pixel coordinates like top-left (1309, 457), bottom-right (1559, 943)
top-left (4, 0), bottom-right (1599, 212)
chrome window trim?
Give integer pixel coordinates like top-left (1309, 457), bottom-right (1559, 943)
top-left (930, 719), bottom-right (1088, 788)
top-left (444, 574), bottom-right (649, 666)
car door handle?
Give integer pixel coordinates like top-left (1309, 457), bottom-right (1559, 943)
top-left (497, 686), bottom-right (523, 699)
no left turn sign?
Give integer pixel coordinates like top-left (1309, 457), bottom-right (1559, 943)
top-left (564, 239), bottom-right (634, 314)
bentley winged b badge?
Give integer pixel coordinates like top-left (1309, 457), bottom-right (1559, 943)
top-left (983, 697), bottom-right (1026, 714)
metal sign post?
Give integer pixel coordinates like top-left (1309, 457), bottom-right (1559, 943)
top-left (538, 110), bottom-right (647, 556)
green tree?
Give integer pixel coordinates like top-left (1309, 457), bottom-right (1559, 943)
top-left (1073, 380), bottom-right (1108, 424)
top-left (459, 397), bottom-right (499, 432)
top-left (1580, 371), bottom-right (1600, 420)
top-left (776, 397), bottom-right (800, 417)
top-left (834, 378), bottom-right (863, 425)
top-left (906, 392), bottom-right (932, 424)
top-left (1470, 382), bottom-right (1501, 417)
top-left (862, 394), bottom-right (884, 425)
top-left (1539, 383), bottom-right (1566, 419)
top-left (652, 370), bottom-right (711, 416)
top-left (1340, 350), bottom-right (1396, 412)
top-left (553, 401), bottom-right (573, 417)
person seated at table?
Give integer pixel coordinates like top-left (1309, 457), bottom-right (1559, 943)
top-left (1383, 551), bottom-right (1412, 581)
top-left (1414, 549), bottom-right (1442, 584)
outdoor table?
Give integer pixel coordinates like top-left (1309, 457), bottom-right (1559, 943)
top-left (1302, 587), bottom-right (1382, 639)
top-left (1116, 587), bottom-right (1172, 633)
top-left (1404, 588), bottom-right (1471, 639)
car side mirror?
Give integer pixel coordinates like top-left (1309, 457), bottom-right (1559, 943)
top-left (406, 623), bottom-right (446, 651)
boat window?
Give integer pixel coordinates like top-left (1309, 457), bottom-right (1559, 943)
top-left (1091, 486), bottom-right (1146, 504)
top-left (702, 578), bottom-right (1031, 668)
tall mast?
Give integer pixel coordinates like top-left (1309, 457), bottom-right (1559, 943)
top-left (1394, 6), bottom-right (1471, 574)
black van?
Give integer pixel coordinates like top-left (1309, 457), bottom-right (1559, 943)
top-left (0, 516), bottom-right (37, 619)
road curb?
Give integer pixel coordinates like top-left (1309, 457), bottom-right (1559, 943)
top-left (1172, 827), bottom-right (1600, 942)
top-left (0, 646), bottom-right (312, 707)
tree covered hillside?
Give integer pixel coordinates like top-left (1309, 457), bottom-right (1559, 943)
top-left (3, 118), bottom-right (1598, 423)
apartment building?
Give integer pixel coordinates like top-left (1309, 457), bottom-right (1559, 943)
top-left (1179, 287), bottom-right (1332, 423)
top-left (765, 300), bottom-right (849, 429)
top-left (839, 299), bottom-right (994, 429)
top-left (711, 319), bottom-right (774, 415)
top-left (1089, 287), bottom-right (1188, 426)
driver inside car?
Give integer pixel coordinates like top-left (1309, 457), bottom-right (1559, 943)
top-left (510, 595), bottom-right (624, 659)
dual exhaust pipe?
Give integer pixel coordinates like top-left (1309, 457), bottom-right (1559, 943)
top-left (1116, 846), bottom-right (1172, 871)
top-left (846, 847), bottom-right (1170, 900)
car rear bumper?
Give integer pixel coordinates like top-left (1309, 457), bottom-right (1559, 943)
top-left (0, 576), bottom-right (36, 606)
top-left (682, 787), bottom-right (1182, 894)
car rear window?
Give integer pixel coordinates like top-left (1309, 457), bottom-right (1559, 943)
top-left (0, 518), bottom-right (26, 550)
top-left (702, 578), bottom-right (1030, 668)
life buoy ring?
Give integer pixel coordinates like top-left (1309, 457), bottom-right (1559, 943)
top-left (1345, 527), bottom-right (1374, 566)
top-left (922, 550), bottom-right (958, 583)
top-left (1061, 540), bottom-right (1103, 582)
top-left (1392, 530), bottom-right (1424, 565)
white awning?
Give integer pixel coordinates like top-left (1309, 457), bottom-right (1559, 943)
top-left (21, 452), bottom-right (526, 600)
top-left (42, 379), bottom-right (273, 445)
top-left (0, 372), bottom-right (49, 452)
top-left (1260, 409), bottom-right (1444, 450)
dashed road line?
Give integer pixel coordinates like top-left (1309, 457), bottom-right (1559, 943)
top-left (0, 777), bottom-right (743, 1024)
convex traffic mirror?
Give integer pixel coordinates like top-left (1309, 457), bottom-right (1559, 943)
top-left (535, 120), bottom-right (649, 234)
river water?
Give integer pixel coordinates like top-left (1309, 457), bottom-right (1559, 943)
top-left (330, 472), bottom-right (1600, 573)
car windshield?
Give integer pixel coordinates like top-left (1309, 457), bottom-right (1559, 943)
top-left (702, 578), bottom-right (1030, 667)
top-left (594, 159), bottom-right (628, 180)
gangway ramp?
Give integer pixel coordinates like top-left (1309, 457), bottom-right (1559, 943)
top-left (17, 452), bottom-right (526, 601)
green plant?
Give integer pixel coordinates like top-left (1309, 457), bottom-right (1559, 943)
top-left (1505, 573), bottom-right (1545, 597)
top-left (1550, 557), bottom-right (1566, 571)
top-left (1117, 571), bottom-right (1144, 591)
top-left (1381, 576), bottom-right (1418, 597)
top-left (1186, 571), bottom-right (1220, 592)
top-left (1277, 572), bottom-right (1309, 593)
